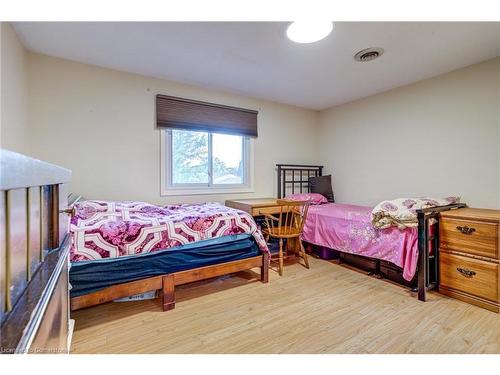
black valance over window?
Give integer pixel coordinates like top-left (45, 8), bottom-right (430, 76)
top-left (156, 95), bottom-right (258, 137)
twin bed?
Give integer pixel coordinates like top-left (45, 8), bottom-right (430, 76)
top-left (276, 164), bottom-right (465, 301)
top-left (69, 200), bottom-right (270, 311)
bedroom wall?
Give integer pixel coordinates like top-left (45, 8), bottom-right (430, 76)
top-left (318, 57), bottom-right (500, 209)
top-left (0, 23), bottom-right (30, 155)
top-left (27, 53), bottom-right (320, 204)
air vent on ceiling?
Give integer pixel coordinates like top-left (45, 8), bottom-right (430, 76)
top-left (354, 47), bottom-right (384, 62)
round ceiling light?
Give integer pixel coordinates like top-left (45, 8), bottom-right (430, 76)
top-left (286, 21), bottom-right (334, 44)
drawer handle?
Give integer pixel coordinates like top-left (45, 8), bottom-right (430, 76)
top-left (456, 267), bottom-right (476, 278)
top-left (456, 225), bottom-right (476, 235)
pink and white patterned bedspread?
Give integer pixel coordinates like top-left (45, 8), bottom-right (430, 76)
top-left (70, 200), bottom-right (269, 262)
top-left (302, 203), bottom-right (418, 281)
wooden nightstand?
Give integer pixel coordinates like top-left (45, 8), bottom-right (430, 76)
top-left (439, 208), bottom-right (500, 312)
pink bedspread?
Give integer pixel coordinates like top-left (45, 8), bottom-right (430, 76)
top-left (70, 201), bottom-right (269, 262)
top-left (302, 203), bottom-right (418, 281)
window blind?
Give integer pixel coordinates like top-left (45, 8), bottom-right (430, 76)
top-left (156, 95), bottom-right (258, 137)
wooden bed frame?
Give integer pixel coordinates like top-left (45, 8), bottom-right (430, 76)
top-left (276, 163), bottom-right (465, 302)
top-left (71, 253), bottom-right (269, 311)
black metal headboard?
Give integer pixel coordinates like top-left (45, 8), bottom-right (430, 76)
top-left (276, 164), bottom-right (323, 198)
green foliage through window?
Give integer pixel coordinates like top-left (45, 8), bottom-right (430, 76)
top-left (170, 130), bottom-right (245, 186)
top-left (172, 130), bottom-right (209, 184)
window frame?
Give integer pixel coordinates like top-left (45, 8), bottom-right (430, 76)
top-left (160, 129), bottom-right (254, 196)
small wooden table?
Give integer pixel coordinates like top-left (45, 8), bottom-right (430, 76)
top-left (225, 198), bottom-right (282, 217)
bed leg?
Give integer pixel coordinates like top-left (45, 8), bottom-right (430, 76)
top-left (417, 248), bottom-right (427, 302)
top-left (417, 251), bottom-right (427, 301)
top-left (418, 272), bottom-right (426, 301)
top-left (417, 212), bottom-right (427, 302)
top-left (162, 274), bottom-right (176, 311)
top-left (261, 252), bottom-right (269, 283)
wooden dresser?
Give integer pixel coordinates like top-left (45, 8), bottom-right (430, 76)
top-left (439, 208), bottom-right (500, 312)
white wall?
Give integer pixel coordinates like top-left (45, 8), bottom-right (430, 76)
top-left (0, 23), bottom-right (30, 155)
top-left (318, 58), bottom-right (500, 209)
top-left (27, 53), bottom-right (320, 204)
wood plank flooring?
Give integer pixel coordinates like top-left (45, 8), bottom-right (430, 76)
top-left (71, 256), bottom-right (500, 353)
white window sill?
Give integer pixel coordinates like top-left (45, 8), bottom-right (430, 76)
top-left (161, 187), bottom-right (255, 196)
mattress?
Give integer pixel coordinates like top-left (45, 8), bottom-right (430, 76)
top-left (70, 233), bottom-right (260, 297)
top-left (302, 203), bottom-right (419, 281)
top-left (69, 200), bottom-right (269, 262)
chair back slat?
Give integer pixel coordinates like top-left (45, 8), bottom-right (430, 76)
top-left (276, 199), bottom-right (310, 235)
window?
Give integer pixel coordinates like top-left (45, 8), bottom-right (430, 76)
top-left (161, 129), bottom-right (252, 195)
top-left (157, 94), bottom-right (257, 196)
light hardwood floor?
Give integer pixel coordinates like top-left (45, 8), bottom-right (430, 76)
top-left (71, 256), bottom-right (500, 353)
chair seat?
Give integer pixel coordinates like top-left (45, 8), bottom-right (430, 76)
top-left (263, 226), bottom-right (301, 238)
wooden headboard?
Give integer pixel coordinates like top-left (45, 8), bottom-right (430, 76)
top-left (0, 149), bottom-right (72, 353)
top-left (276, 164), bottom-right (323, 199)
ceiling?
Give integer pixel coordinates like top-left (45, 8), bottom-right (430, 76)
top-left (13, 22), bottom-right (500, 110)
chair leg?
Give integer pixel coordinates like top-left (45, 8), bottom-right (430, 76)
top-left (299, 240), bottom-right (310, 269)
top-left (278, 238), bottom-right (284, 276)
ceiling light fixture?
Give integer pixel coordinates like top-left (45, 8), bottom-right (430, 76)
top-left (286, 21), bottom-right (334, 44)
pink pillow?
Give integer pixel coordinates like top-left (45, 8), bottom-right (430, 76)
top-left (284, 193), bottom-right (328, 205)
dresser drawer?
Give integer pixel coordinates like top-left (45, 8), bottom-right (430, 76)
top-left (440, 252), bottom-right (499, 302)
top-left (440, 217), bottom-right (498, 259)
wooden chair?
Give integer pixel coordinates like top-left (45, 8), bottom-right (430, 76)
top-left (261, 199), bottom-right (311, 276)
